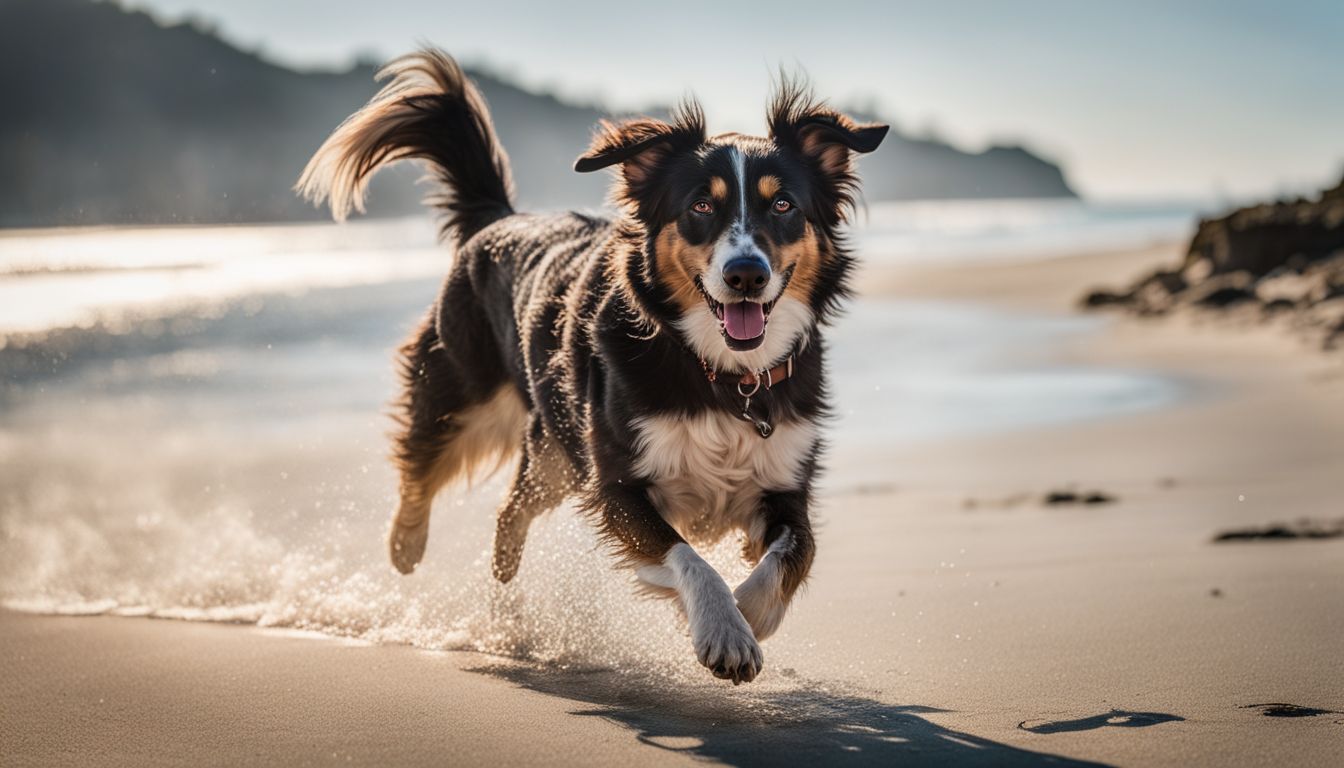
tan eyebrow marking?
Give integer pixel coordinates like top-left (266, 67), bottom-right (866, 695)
top-left (709, 176), bottom-right (728, 201)
top-left (757, 175), bottom-right (781, 199)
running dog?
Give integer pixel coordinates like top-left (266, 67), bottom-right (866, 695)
top-left (298, 49), bottom-right (886, 684)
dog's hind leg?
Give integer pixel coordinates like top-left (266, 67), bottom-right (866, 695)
top-left (389, 315), bottom-right (526, 574)
top-left (491, 425), bottom-right (574, 583)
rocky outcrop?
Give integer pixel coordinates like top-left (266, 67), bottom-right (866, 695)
top-left (1082, 175), bottom-right (1344, 351)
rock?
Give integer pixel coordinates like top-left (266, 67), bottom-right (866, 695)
top-left (1256, 270), bottom-right (1315, 304)
top-left (1194, 286), bottom-right (1256, 307)
top-left (1186, 272), bottom-right (1256, 307)
top-left (1323, 176), bottom-right (1344, 204)
top-left (1132, 280), bottom-right (1178, 315)
top-left (1182, 257), bottom-right (1215, 284)
top-left (1143, 269), bottom-right (1188, 295)
top-left (1185, 192), bottom-right (1344, 278)
top-left (1080, 289), bottom-right (1133, 308)
top-left (1079, 174), bottom-right (1344, 353)
top-left (1304, 297), bottom-right (1344, 332)
top-left (1327, 316), bottom-right (1344, 349)
top-left (1306, 262), bottom-right (1344, 304)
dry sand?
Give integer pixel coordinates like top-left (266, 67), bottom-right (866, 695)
top-left (4, 243), bottom-right (1344, 767)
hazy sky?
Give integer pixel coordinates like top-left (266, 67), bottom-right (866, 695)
top-left (125, 0), bottom-right (1343, 201)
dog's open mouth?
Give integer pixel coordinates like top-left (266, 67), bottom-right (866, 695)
top-left (698, 279), bottom-right (773, 351)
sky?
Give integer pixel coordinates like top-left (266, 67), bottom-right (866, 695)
top-left (124, 0), bottom-right (1344, 202)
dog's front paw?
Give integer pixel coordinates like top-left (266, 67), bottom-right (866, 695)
top-left (691, 607), bottom-right (763, 685)
top-left (389, 519), bottom-right (428, 574)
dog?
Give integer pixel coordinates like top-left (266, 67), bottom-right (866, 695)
top-left (298, 49), bottom-right (886, 684)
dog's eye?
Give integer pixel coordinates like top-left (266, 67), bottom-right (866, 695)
top-left (691, 200), bottom-right (714, 215)
top-left (772, 198), bottom-right (793, 214)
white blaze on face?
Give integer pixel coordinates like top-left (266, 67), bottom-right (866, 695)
top-left (703, 148), bottom-right (785, 302)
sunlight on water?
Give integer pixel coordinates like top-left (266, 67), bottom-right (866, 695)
top-left (0, 217), bottom-right (445, 336)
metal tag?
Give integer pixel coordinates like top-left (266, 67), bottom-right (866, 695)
top-left (737, 395), bottom-right (774, 439)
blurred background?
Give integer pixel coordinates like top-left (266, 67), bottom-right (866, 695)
top-left (3, 2), bottom-right (1343, 764)
top-left (3, 0), bottom-right (1343, 628)
top-left (3, 0), bottom-right (1343, 626)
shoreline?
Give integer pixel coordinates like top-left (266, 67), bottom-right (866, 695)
top-left (4, 243), bottom-right (1343, 766)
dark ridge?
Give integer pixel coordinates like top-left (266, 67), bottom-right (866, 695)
top-left (1, 0), bottom-right (1078, 228)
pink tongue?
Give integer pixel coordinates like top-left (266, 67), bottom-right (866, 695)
top-left (723, 302), bottom-right (766, 340)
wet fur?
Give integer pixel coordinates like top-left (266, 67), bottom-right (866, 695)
top-left (299, 50), bottom-right (886, 683)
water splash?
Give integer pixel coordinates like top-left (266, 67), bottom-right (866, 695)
top-left (0, 424), bottom-right (754, 680)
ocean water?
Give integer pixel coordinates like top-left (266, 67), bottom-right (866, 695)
top-left (0, 198), bottom-right (1203, 337)
top-left (0, 199), bottom-right (1187, 667)
top-left (854, 197), bottom-right (1199, 264)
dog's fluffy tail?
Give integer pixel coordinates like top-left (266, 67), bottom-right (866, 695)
top-left (297, 48), bottom-right (514, 243)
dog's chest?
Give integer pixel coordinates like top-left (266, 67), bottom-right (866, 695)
top-left (630, 412), bottom-right (817, 543)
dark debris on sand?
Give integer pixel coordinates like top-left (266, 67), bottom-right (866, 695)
top-left (1240, 703), bottom-right (1342, 718)
top-left (962, 487), bottom-right (1118, 511)
top-left (1043, 489), bottom-right (1116, 506)
top-left (1213, 518), bottom-right (1344, 542)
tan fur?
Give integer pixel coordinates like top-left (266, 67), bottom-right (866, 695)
top-left (756, 175), bottom-right (781, 200)
top-left (733, 528), bottom-right (792, 640)
top-left (654, 224), bottom-right (712, 313)
top-left (777, 223), bottom-right (824, 302)
top-left (709, 176), bottom-right (728, 201)
top-left (427, 386), bottom-right (525, 496)
top-left (492, 436), bottom-right (576, 582)
top-left (621, 144), bottom-right (668, 187)
top-left (296, 50), bottom-right (507, 223)
top-left (390, 385), bottom-right (528, 573)
top-left (799, 128), bottom-right (853, 179)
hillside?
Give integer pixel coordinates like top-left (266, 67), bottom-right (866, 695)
top-left (0, 0), bottom-right (1076, 227)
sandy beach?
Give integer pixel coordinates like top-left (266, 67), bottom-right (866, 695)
top-left (3, 235), bottom-right (1341, 767)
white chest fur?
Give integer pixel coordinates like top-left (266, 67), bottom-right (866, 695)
top-left (630, 412), bottom-right (818, 545)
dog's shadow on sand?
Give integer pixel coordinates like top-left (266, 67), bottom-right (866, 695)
top-left (471, 664), bottom-right (1115, 767)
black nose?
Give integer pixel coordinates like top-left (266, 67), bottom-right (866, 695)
top-left (723, 258), bottom-right (770, 294)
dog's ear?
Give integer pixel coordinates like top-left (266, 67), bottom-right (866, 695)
top-left (573, 119), bottom-right (674, 174)
top-left (768, 81), bottom-right (887, 224)
top-left (575, 102), bottom-right (706, 212)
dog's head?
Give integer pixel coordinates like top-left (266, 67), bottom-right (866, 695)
top-left (575, 85), bottom-right (887, 370)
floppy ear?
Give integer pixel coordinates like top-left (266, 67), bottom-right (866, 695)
top-left (768, 83), bottom-right (888, 223)
top-left (791, 117), bottom-right (888, 173)
top-left (574, 102), bottom-right (706, 213)
top-left (574, 118), bottom-right (682, 183)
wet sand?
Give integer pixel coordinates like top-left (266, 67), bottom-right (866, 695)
top-left (4, 243), bottom-right (1344, 766)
